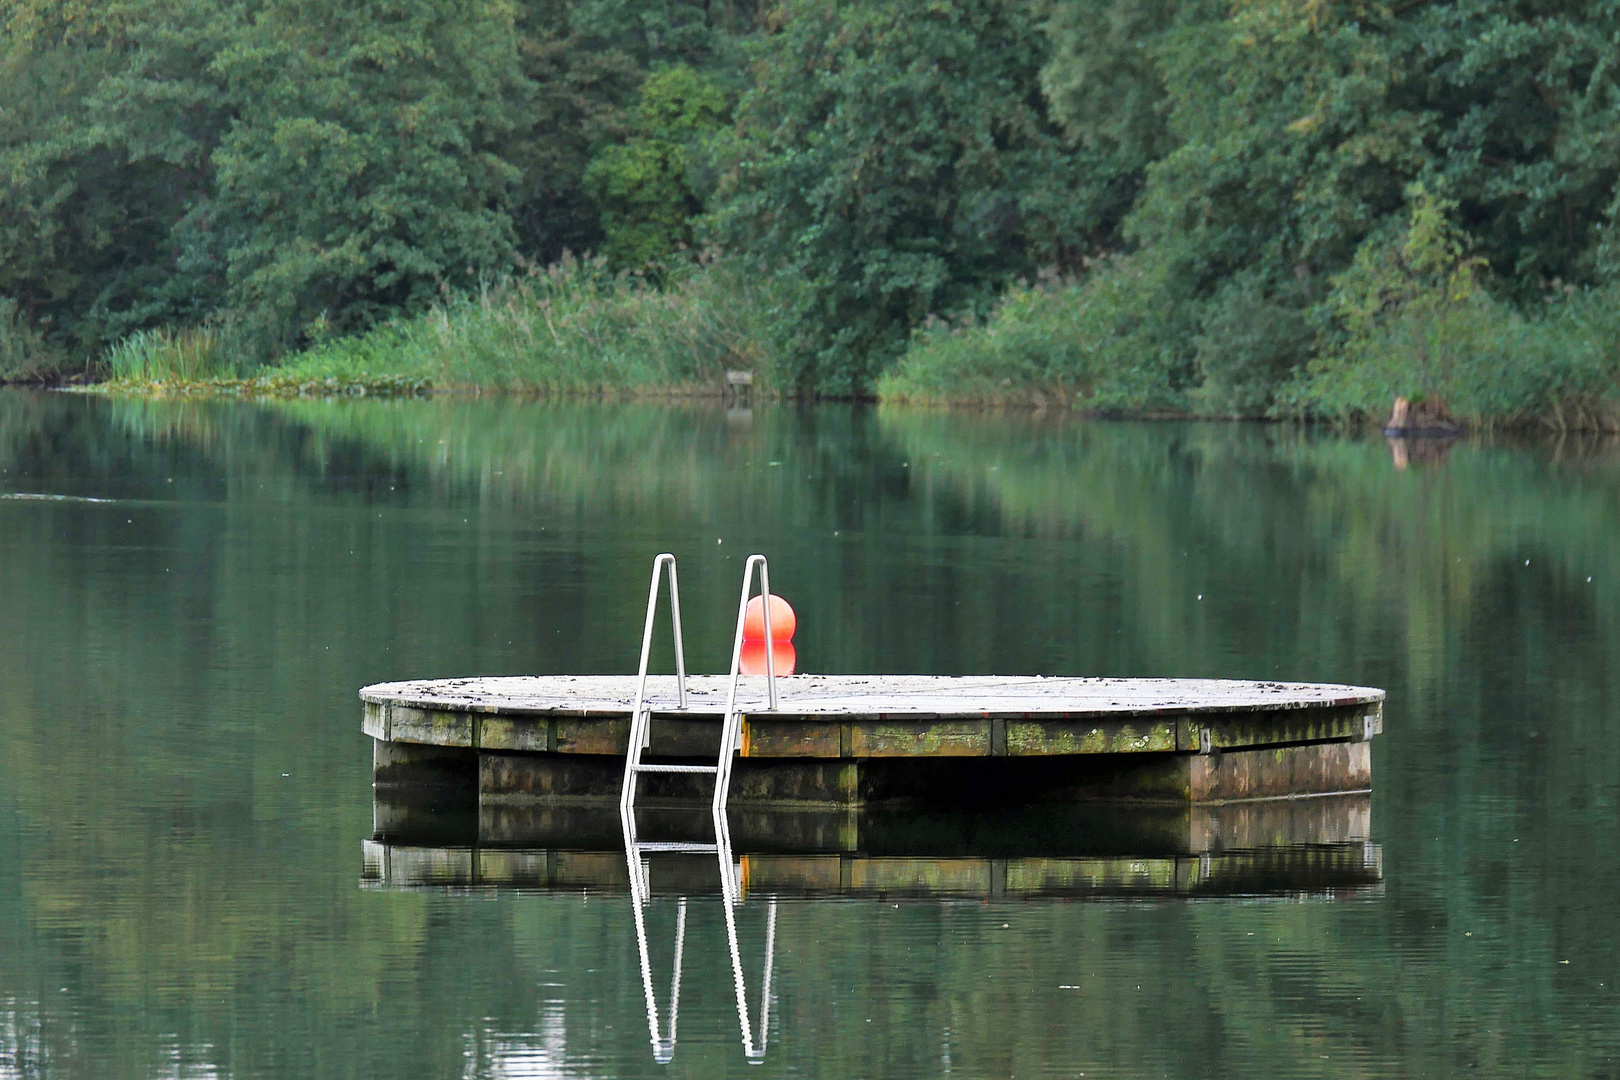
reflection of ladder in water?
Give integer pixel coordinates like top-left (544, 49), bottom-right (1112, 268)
top-left (618, 552), bottom-right (783, 1062)
top-left (622, 806), bottom-right (778, 1063)
top-left (619, 552), bottom-right (783, 817)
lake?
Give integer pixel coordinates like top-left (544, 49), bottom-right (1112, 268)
top-left (1, 389), bottom-right (1617, 1078)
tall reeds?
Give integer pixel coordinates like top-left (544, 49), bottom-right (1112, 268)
top-left (280, 254), bottom-right (794, 395)
top-left (104, 327), bottom-right (243, 382)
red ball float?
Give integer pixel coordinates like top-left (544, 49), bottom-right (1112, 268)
top-left (742, 595), bottom-right (796, 642)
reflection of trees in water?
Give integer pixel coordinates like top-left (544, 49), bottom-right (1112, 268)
top-left (879, 409), bottom-right (1620, 690)
top-left (0, 392), bottom-right (1616, 1076)
top-left (879, 409), bottom-right (1620, 1078)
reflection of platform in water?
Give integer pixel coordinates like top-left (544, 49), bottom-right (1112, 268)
top-left (361, 796), bottom-right (1383, 900)
top-left (360, 797), bottom-right (1381, 1066)
top-left (365, 674), bottom-right (1385, 808)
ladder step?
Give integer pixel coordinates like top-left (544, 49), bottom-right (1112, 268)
top-left (631, 763), bottom-right (720, 774)
top-left (632, 842), bottom-right (721, 853)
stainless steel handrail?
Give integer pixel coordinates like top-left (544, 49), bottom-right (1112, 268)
top-left (714, 554), bottom-right (781, 814)
top-left (620, 553), bottom-right (689, 813)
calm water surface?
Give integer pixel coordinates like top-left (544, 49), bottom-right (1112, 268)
top-left (1, 390), bottom-right (1617, 1079)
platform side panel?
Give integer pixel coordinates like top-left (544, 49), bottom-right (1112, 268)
top-left (1190, 741), bottom-right (1372, 802)
top-left (1177, 703), bottom-right (1383, 752)
top-left (851, 719), bottom-right (991, 757)
top-left (741, 718), bottom-right (845, 758)
top-left (480, 716), bottom-right (550, 753)
top-left (389, 706), bottom-right (476, 748)
top-left (480, 751), bottom-right (625, 805)
top-left (556, 716), bottom-right (630, 755)
top-left (1007, 719), bottom-right (1178, 755)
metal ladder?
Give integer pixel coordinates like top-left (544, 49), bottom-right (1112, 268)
top-left (619, 552), bottom-right (783, 816)
top-left (621, 806), bottom-right (778, 1064)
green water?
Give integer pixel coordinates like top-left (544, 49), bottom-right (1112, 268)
top-left (1, 389), bottom-right (1617, 1079)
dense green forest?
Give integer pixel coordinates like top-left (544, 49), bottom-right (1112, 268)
top-left (3, 0), bottom-right (1620, 424)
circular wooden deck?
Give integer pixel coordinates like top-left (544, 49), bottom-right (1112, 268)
top-left (362, 674), bottom-right (1383, 720)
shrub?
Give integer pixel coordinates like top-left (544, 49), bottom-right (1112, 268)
top-left (878, 256), bottom-right (1193, 411)
top-left (1188, 276), bottom-right (1313, 418)
top-left (0, 299), bottom-right (68, 382)
top-left (1283, 187), bottom-right (1620, 429)
top-left (1283, 288), bottom-right (1620, 429)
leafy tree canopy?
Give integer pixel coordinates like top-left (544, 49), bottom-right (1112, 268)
top-left (585, 64), bottom-right (727, 269)
top-left (711, 0), bottom-right (1089, 394)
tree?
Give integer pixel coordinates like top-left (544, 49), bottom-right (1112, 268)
top-left (1038, 0), bottom-right (1198, 249)
top-left (713, 0), bottom-right (1089, 395)
top-left (1125, 0), bottom-right (1620, 407)
top-left (506, 0), bottom-right (761, 264)
top-left (0, 0), bottom-right (236, 354)
top-left (0, 0), bottom-right (536, 358)
top-left (196, 0), bottom-right (531, 354)
top-left (584, 64), bottom-right (726, 268)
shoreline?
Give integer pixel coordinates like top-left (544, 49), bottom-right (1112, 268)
top-left (0, 377), bottom-right (1607, 435)
top-left (7, 372), bottom-right (1618, 434)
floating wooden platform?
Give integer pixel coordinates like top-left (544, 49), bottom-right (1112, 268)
top-left (364, 675), bottom-right (1384, 807)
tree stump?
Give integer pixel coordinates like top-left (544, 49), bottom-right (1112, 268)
top-left (1383, 396), bottom-right (1459, 435)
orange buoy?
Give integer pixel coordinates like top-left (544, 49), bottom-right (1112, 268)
top-left (740, 639), bottom-right (796, 676)
top-left (742, 594), bottom-right (796, 642)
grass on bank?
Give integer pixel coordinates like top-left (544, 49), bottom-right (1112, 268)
top-left (93, 255), bottom-right (795, 399)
